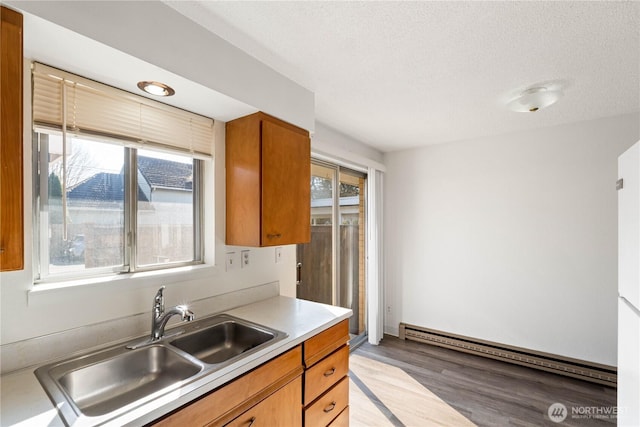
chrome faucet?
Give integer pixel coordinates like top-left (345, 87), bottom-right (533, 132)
top-left (150, 286), bottom-right (195, 341)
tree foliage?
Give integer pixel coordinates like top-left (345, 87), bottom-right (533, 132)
top-left (50, 144), bottom-right (96, 190)
top-left (48, 173), bottom-right (62, 198)
top-left (311, 176), bottom-right (360, 200)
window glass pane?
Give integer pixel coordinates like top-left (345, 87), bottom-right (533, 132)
top-left (42, 133), bottom-right (125, 276)
top-left (339, 172), bottom-right (361, 225)
top-left (136, 149), bottom-right (195, 267)
top-left (298, 163), bottom-right (335, 305)
top-left (310, 163), bottom-right (334, 226)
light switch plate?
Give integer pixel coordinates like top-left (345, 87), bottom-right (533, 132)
top-left (225, 252), bottom-right (237, 271)
top-left (275, 247), bottom-right (283, 264)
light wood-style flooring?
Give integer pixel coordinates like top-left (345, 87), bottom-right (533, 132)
top-left (348, 335), bottom-right (616, 427)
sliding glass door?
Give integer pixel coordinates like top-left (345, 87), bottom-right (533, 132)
top-left (297, 160), bottom-right (367, 338)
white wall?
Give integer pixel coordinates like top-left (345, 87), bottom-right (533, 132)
top-left (384, 113), bottom-right (639, 366)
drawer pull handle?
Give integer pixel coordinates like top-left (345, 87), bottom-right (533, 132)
top-left (247, 416), bottom-right (256, 427)
top-left (267, 233), bottom-right (282, 239)
top-left (323, 367), bottom-right (336, 377)
top-left (323, 401), bottom-right (337, 413)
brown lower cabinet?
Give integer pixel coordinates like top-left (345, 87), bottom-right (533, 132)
top-left (152, 346), bottom-right (303, 426)
top-left (152, 319), bottom-right (350, 427)
top-left (303, 320), bottom-right (350, 427)
top-left (226, 376), bottom-right (302, 427)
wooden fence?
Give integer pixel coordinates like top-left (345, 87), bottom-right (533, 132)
top-left (297, 224), bottom-right (362, 335)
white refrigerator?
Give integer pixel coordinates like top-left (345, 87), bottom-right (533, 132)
top-left (618, 141), bottom-right (640, 427)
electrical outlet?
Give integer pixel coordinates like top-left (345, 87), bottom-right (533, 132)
top-left (225, 252), bottom-right (237, 272)
top-left (275, 247), bottom-right (283, 264)
top-left (241, 250), bottom-right (250, 268)
top-left (387, 305), bottom-right (392, 314)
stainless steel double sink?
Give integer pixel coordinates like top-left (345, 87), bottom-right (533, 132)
top-left (35, 314), bottom-right (287, 426)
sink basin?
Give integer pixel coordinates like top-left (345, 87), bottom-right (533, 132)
top-left (34, 314), bottom-right (286, 425)
top-left (170, 317), bottom-right (279, 364)
top-left (35, 344), bottom-right (203, 423)
top-left (58, 345), bottom-right (201, 416)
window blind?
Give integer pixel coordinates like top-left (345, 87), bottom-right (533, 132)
top-left (32, 62), bottom-right (214, 157)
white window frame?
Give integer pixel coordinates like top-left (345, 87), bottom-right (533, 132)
top-left (33, 129), bottom-right (206, 283)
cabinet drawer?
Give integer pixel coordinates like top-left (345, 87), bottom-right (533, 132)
top-left (155, 346), bottom-right (303, 426)
top-left (224, 376), bottom-right (302, 427)
top-left (304, 345), bottom-right (349, 405)
top-left (304, 320), bottom-right (349, 367)
top-left (327, 407), bottom-right (349, 427)
top-left (304, 377), bottom-right (349, 427)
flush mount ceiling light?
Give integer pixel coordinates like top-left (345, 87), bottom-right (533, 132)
top-left (507, 86), bottom-right (563, 112)
top-left (137, 81), bottom-right (175, 97)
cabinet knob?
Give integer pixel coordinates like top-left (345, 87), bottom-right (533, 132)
top-left (323, 401), bottom-right (337, 413)
top-left (247, 416), bottom-right (256, 427)
top-left (0, 247), bottom-right (4, 254)
top-left (267, 233), bottom-right (282, 239)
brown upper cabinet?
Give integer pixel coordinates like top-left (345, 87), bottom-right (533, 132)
top-left (0, 6), bottom-right (24, 272)
top-left (226, 112), bottom-right (311, 247)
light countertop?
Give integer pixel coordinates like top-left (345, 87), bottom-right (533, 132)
top-left (1, 296), bottom-right (352, 427)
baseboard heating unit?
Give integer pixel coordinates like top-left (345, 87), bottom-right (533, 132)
top-left (399, 323), bottom-right (616, 387)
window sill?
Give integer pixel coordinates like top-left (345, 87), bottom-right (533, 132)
top-left (28, 264), bottom-right (219, 306)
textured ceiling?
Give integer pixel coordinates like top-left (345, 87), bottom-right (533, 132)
top-left (166, 1), bottom-right (639, 152)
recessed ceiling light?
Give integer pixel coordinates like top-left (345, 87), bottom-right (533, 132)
top-left (137, 81), bottom-right (175, 97)
top-left (507, 86), bottom-right (563, 112)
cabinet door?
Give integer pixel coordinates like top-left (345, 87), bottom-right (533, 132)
top-left (0, 6), bottom-right (24, 271)
top-left (261, 120), bottom-right (310, 246)
top-left (225, 376), bottom-right (302, 427)
top-left (154, 346), bottom-right (303, 427)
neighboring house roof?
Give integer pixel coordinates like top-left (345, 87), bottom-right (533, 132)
top-left (137, 156), bottom-right (193, 191)
top-left (67, 172), bottom-right (149, 204)
top-left (67, 156), bottom-right (192, 204)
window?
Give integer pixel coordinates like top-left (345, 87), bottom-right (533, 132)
top-left (32, 63), bottom-right (212, 282)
